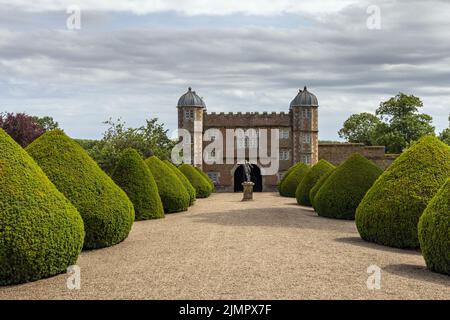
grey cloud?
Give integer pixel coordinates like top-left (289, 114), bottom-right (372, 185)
top-left (0, 0), bottom-right (449, 139)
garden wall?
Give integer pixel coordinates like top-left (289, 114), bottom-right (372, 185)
top-left (318, 143), bottom-right (398, 169)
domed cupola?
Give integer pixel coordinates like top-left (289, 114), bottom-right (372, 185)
top-left (290, 86), bottom-right (318, 108)
top-left (177, 87), bottom-right (206, 108)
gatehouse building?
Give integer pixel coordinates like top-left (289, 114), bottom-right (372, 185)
top-left (177, 86), bottom-right (319, 192)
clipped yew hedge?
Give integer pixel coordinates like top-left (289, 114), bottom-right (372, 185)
top-left (279, 163), bottom-right (310, 197)
top-left (356, 136), bottom-right (450, 248)
top-left (314, 154), bottom-right (382, 220)
top-left (164, 160), bottom-right (196, 205)
top-left (145, 156), bottom-right (190, 213)
top-left (0, 129), bottom-right (84, 285)
top-left (111, 148), bottom-right (164, 220)
top-left (296, 160), bottom-right (335, 206)
top-left (195, 166), bottom-right (215, 191)
top-left (179, 164), bottom-right (212, 198)
top-left (418, 178), bottom-right (450, 275)
top-left (26, 130), bottom-right (134, 249)
top-left (279, 162), bottom-right (303, 189)
top-left (310, 169), bottom-right (335, 209)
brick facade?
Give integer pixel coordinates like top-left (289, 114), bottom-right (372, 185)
top-left (201, 111), bottom-right (297, 192)
top-left (177, 87), bottom-right (320, 192)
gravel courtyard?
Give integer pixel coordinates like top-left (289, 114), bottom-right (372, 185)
top-left (1, 192), bottom-right (449, 300)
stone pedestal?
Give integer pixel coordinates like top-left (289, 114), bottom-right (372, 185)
top-left (242, 181), bottom-right (255, 201)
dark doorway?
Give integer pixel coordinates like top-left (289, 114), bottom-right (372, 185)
top-left (234, 164), bottom-right (263, 192)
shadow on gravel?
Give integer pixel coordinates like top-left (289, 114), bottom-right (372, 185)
top-left (285, 202), bottom-right (316, 211)
top-left (188, 207), bottom-right (352, 232)
top-left (383, 264), bottom-right (450, 286)
top-left (334, 237), bottom-right (421, 256)
top-left (285, 202), bottom-right (301, 206)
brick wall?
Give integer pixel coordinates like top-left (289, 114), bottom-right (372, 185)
top-left (318, 143), bottom-right (397, 169)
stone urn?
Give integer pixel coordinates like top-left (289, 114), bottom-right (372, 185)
top-left (242, 181), bottom-right (255, 201)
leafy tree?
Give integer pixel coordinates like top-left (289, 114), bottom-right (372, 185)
top-left (375, 93), bottom-right (423, 119)
top-left (373, 94), bottom-right (435, 152)
top-left (79, 118), bottom-right (176, 175)
top-left (32, 116), bottom-right (59, 131)
top-left (0, 112), bottom-right (45, 147)
top-left (0, 112), bottom-right (59, 147)
top-left (370, 122), bottom-right (406, 153)
top-left (338, 93), bottom-right (435, 153)
top-left (338, 112), bottom-right (380, 145)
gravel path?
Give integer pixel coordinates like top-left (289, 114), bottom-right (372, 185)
top-left (1, 192), bottom-right (449, 300)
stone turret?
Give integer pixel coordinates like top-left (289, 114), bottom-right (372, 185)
top-left (290, 86), bottom-right (319, 165)
top-left (177, 87), bottom-right (206, 168)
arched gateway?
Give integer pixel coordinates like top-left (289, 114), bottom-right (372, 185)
top-left (177, 86), bottom-right (319, 192)
top-left (233, 164), bottom-right (263, 192)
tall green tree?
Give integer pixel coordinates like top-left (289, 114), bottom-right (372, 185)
top-left (373, 93), bottom-right (434, 152)
top-left (375, 93), bottom-right (423, 119)
top-left (79, 118), bottom-right (176, 174)
top-left (32, 116), bottom-right (59, 131)
top-left (338, 93), bottom-right (435, 153)
top-left (338, 112), bottom-right (380, 145)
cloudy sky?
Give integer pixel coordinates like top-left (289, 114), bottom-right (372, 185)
top-left (0, 0), bottom-right (449, 140)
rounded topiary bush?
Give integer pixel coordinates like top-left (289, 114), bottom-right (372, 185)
top-left (279, 163), bottom-right (310, 198)
top-left (296, 160), bottom-right (335, 206)
top-left (179, 164), bottom-right (212, 198)
top-left (26, 130), bottom-right (134, 249)
top-left (278, 162), bottom-right (302, 190)
top-left (145, 156), bottom-right (190, 213)
top-left (111, 148), bottom-right (164, 220)
top-left (164, 160), bottom-right (196, 205)
top-left (418, 178), bottom-right (450, 275)
top-left (355, 136), bottom-right (450, 249)
top-left (314, 154), bottom-right (382, 220)
top-left (195, 167), bottom-right (214, 191)
top-left (0, 129), bottom-right (84, 285)
top-left (310, 168), bottom-right (335, 209)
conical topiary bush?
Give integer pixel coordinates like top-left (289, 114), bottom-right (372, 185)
top-left (356, 136), bottom-right (450, 248)
top-left (310, 168), bottom-right (335, 209)
top-left (164, 160), bottom-right (196, 205)
top-left (418, 178), bottom-right (450, 275)
top-left (314, 154), bottom-right (382, 220)
top-left (278, 162), bottom-right (302, 190)
top-left (0, 129), bottom-right (84, 285)
top-left (179, 164), bottom-right (212, 198)
top-left (111, 148), bottom-right (164, 220)
top-left (279, 163), bottom-right (310, 197)
top-left (26, 130), bottom-right (134, 249)
top-left (296, 160), bottom-right (335, 206)
top-left (195, 166), bottom-right (215, 191)
top-left (145, 156), bottom-right (190, 213)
